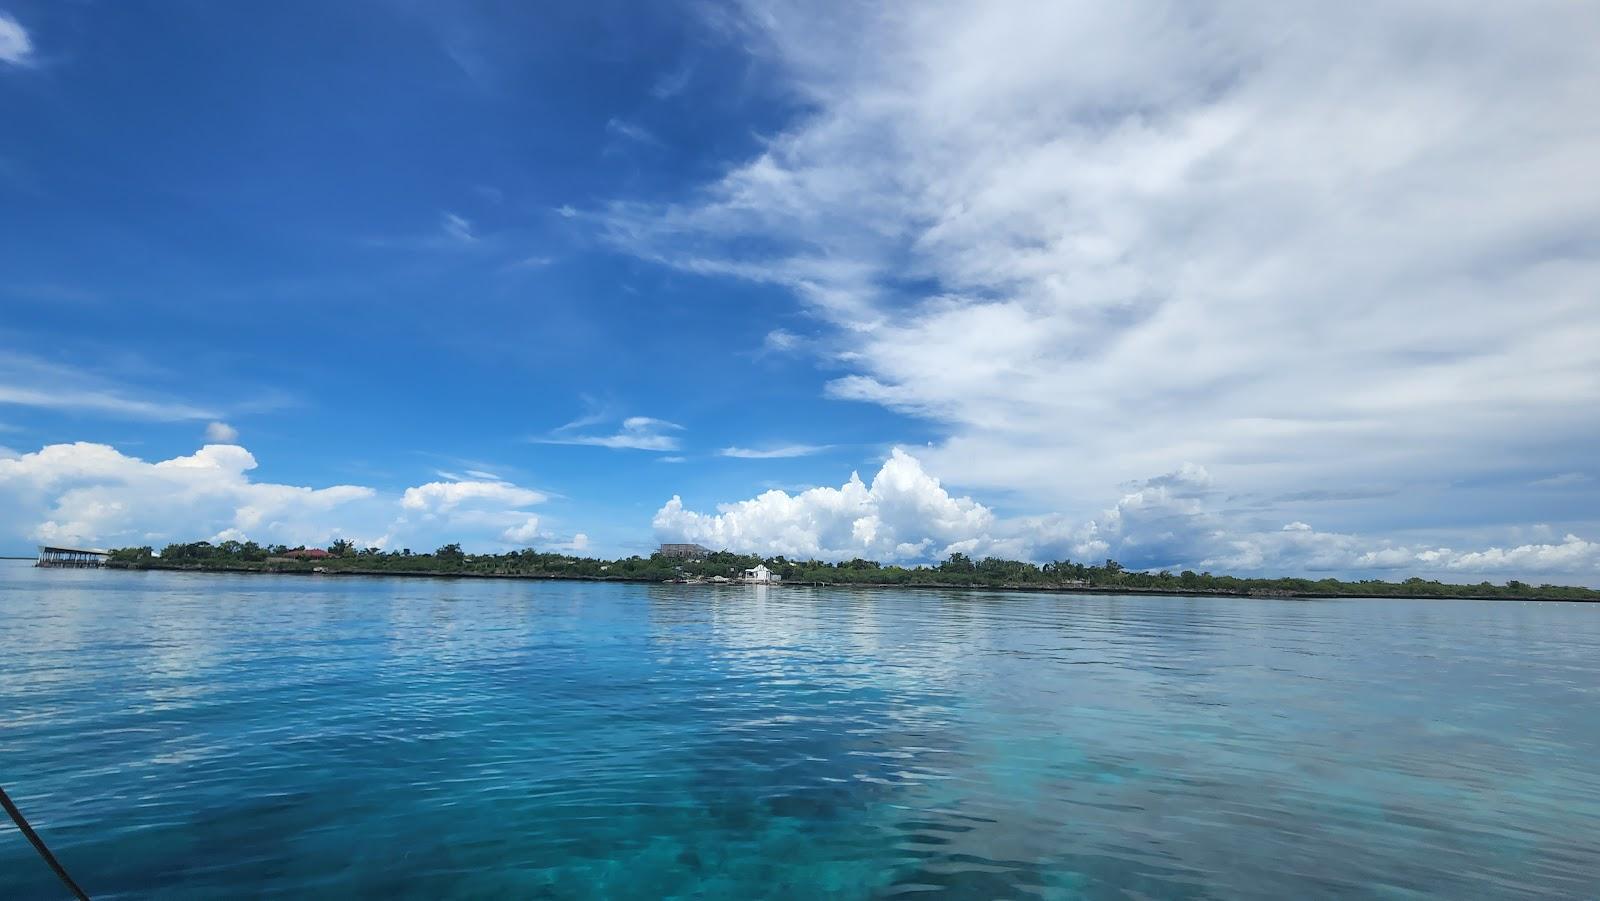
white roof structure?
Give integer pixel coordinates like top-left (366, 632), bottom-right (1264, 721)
top-left (742, 563), bottom-right (780, 583)
top-left (37, 545), bottom-right (110, 555)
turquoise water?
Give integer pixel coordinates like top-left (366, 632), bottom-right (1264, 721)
top-left (2, 562), bottom-right (1598, 899)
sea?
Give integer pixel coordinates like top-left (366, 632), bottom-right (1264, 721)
top-left (2, 560), bottom-right (1597, 899)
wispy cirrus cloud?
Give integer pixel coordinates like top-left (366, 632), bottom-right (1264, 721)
top-left (538, 414), bottom-right (684, 452)
top-left (440, 211), bottom-right (478, 244)
top-left (605, 117), bottom-right (663, 148)
top-left (1531, 472), bottom-right (1593, 488)
top-left (0, 385), bottom-right (218, 421)
top-left (760, 328), bottom-right (803, 355)
top-left (718, 444), bottom-right (831, 459)
top-left (364, 210), bottom-right (487, 252)
top-left (651, 63), bottom-right (693, 100)
top-left (0, 352), bottom-right (220, 421)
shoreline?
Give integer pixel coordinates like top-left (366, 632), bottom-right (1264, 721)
top-left (90, 561), bottom-right (1599, 603)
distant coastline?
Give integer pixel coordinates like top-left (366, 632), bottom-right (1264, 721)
top-left (78, 541), bottom-right (1600, 603)
top-left (87, 561), bottom-right (1598, 603)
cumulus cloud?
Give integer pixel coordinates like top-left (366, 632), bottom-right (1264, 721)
top-left (0, 441), bottom-right (561, 553)
top-left (398, 476), bottom-right (552, 547)
top-left (655, 448), bottom-right (995, 561)
top-left (610, 0), bottom-right (1600, 544)
top-left (204, 421), bottom-right (240, 443)
top-left (1205, 524), bottom-right (1600, 581)
top-left (655, 449), bottom-right (1600, 582)
top-left (502, 516), bottom-right (541, 544)
top-left (0, 442), bottom-right (375, 549)
top-left (0, 12), bottom-right (32, 66)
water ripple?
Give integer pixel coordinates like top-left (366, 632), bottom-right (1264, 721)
top-left (3, 565), bottom-right (1598, 899)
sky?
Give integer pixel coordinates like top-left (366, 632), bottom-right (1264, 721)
top-left (2, 1), bottom-right (1599, 584)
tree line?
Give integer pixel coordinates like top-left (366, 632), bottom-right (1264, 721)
top-left (102, 541), bottom-right (1600, 600)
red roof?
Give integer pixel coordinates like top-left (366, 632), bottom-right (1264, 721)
top-left (285, 548), bottom-right (331, 559)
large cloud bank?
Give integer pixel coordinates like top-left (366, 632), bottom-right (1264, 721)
top-left (614, 1), bottom-right (1600, 549)
top-left (0, 442), bottom-right (571, 552)
top-left (655, 450), bottom-right (1600, 583)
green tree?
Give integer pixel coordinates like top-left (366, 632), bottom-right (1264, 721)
top-left (940, 552), bottom-right (976, 574)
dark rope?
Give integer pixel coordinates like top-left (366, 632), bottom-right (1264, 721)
top-left (0, 783), bottom-right (91, 900)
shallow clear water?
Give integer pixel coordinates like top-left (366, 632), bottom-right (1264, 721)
top-left (2, 562), bottom-right (1598, 899)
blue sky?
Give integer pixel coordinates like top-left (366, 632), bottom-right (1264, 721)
top-left (3, 2), bottom-right (1599, 583)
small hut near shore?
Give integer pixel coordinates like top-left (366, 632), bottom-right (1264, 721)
top-left (742, 563), bottom-right (780, 584)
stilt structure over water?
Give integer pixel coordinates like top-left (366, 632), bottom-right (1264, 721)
top-left (36, 546), bottom-right (109, 568)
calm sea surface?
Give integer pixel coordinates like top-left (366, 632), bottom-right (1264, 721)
top-left (2, 561), bottom-right (1598, 899)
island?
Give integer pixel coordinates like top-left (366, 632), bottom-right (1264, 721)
top-left (94, 540), bottom-right (1600, 602)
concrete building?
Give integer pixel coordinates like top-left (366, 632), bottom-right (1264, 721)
top-left (658, 543), bottom-right (712, 559)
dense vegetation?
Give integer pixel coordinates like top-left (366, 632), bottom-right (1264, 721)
top-left (104, 540), bottom-right (1600, 600)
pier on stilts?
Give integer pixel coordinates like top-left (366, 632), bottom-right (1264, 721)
top-left (35, 546), bottom-right (109, 568)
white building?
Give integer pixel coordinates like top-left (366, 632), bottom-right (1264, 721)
top-left (742, 563), bottom-right (781, 584)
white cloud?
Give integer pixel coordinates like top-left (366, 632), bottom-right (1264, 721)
top-left (396, 474), bottom-right (556, 550)
top-left (401, 479), bottom-right (546, 512)
top-left (0, 12), bottom-right (32, 66)
top-left (718, 444), bottom-right (830, 459)
top-left (1531, 472), bottom-right (1593, 488)
top-left (441, 211), bottom-right (477, 244)
top-left (0, 441), bottom-right (563, 554)
top-left (0, 442), bottom-right (376, 549)
top-left (655, 447), bottom-right (994, 561)
top-left (0, 352), bottom-right (220, 420)
top-left (610, 1), bottom-right (1600, 540)
top-left (656, 449), bottom-right (1600, 582)
top-left (606, 117), bottom-right (663, 147)
top-left (204, 421), bottom-right (240, 443)
top-left (502, 516), bottom-right (541, 544)
top-left (1444, 535), bottom-right (1600, 574)
top-left (651, 64), bottom-right (693, 100)
top-left (1205, 524), bottom-right (1600, 581)
top-left (0, 385), bottom-right (217, 420)
top-left (762, 328), bottom-right (802, 354)
top-left (540, 415), bottom-right (683, 451)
